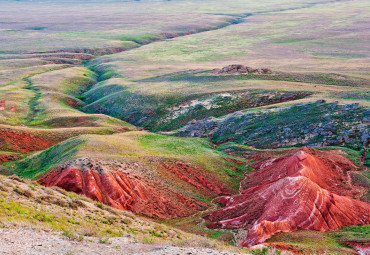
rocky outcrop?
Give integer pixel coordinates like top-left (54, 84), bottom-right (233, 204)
top-left (203, 148), bottom-right (370, 247)
top-left (213, 65), bottom-right (272, 75)
top-left (176, 101), bottom-right (369, 149)
top-left (38, 158), bottom-right (211, 219)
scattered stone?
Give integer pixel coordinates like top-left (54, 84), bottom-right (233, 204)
top-left (0, 227), bottom-right (247, 255)
top-left (213, 65), bottom-right (272, 75)
top-left (10, 105), bottom-right (16, 113)
top-left (0, 100), bottom-right (5, 110)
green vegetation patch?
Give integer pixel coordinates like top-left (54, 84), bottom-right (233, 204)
top-left (206, 102), bottom-right (367, 150)
top-left (331, 225), bottom-right (370, 243)
top-left (6, 137), bottom-right (86, 180)
top-left (137, 133), bottom-right (247, 189)
top-left (61, 73), bottom-right (96, 96)
top-left (83, 80), bottom-right (311, 132)
top-left (364, 151), bottom-right (370, 167)
top-left (268, 230), bottom-right (356, 255)
top-left (140, 70), bottom-right (369, 88)
top-left (317, 146), bottom-right (364, 166)
top-left (118, 34), bottom-right (160, 45)
top-left (5, 131), bottom-right (249, 191)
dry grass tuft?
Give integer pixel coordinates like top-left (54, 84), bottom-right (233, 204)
top-left (13, 186), bottom-right (34, 198)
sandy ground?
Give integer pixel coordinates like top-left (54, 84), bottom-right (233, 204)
top-left (0, 227), bottom-right (245, 255)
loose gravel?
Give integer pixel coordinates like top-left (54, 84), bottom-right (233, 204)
top-left (0, 227), bottom-right (246, 255)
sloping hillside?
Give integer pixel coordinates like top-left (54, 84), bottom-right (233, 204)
top-left (203, 148), bottom-right (370, 246)
top-left (0, 0), bottom-right (369, 254)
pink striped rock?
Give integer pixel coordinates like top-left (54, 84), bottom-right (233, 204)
top-left (203, 148), bottom-right (370, 247)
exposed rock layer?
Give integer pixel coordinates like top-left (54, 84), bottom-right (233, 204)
top-left (0, 125), bottom-right (131, 153)
top-left (203, 148), bottom-right (370, 247)
top-left (0, 128), bottom-right (56, 153)
top-left (0, 153), bottom-right (22, 164)
top-left (38, 158), bottom-right (233, 219)
top-left (176, 101), bottom-right (369, 149)
top-left (347, 242), bottom-right (370, 255)
top-left (213, 65), bottom-right (272, 75)
top-left (160, 161), bottom-right (234, 197)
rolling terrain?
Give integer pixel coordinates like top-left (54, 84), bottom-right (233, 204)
top-left (0, 0), bottom-right (369, 254)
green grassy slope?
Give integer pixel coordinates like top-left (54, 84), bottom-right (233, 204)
top-left (77, 0), bottom-right (369, 131)
top-left (5, 131), bottom-right (248, 191)
top-left (176, 101), bottom-right (369, 150)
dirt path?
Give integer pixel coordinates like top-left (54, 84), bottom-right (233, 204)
top-left (0, 227), bottom-right (245, 255)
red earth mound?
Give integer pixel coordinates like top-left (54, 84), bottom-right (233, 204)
top-left (0, 128), bottom-right (56, 153)
top-left (160, 161), bottom-right (234, 197)
top-left (203, 148), bottom-right (370, 247)
top-left (0, 153), bottom-right (22, 164)
top-left (0, 125), bottom-right (130, 153)
top-left (38, 158), bottom-right (211, 219)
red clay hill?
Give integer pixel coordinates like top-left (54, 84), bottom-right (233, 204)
top-left (0, 124), bottom-right (132, 154)
top-left (0, 127), bottom-right (56, 153)
top-left (203, 148), bottom-right (370, 247)
top-left (20, 142), bottom-right (370, 246)
top-left (38, 157), bottom-right (234, 219)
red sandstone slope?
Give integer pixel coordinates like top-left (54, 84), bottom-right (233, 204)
top-left (0, 128), bottom-right (55, 153)
top-left (203, 148), bottom-right (370, 247)
top-left (38, 158), bottom-right (233, 219)
top-left (0, 153), bottom-right (22, 164)
top-left (0, 125), bottom-right (131, 154)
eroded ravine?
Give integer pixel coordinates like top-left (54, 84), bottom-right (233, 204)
top-left (75, 0), bottom-right (355, 131)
